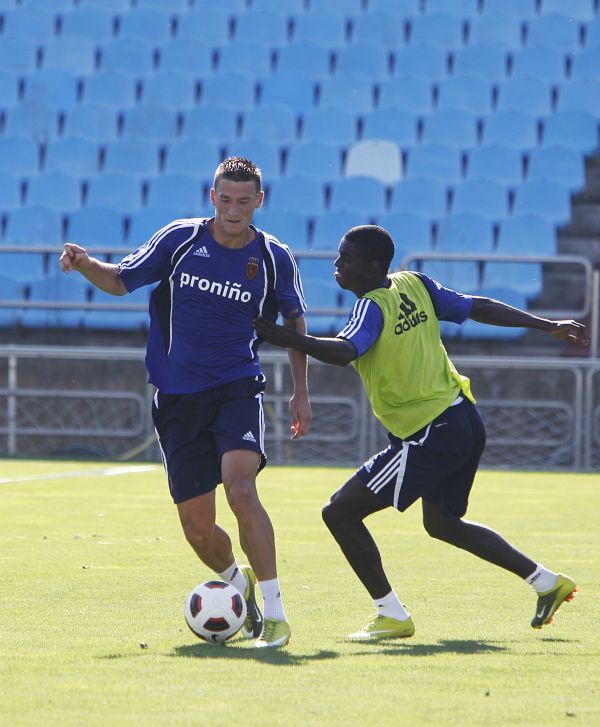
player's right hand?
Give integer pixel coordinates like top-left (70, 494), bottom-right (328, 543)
top-left (59, 242), bottom-right (89, 273)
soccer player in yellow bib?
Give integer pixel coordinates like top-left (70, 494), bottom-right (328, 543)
top-left (253, 225), bottom-right (587, 640)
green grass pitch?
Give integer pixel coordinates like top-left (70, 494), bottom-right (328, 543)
top-left (0, 460), bottom-right (598, 726)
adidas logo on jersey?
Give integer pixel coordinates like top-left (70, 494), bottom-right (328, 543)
top-left (193, 245), bottom-right (210, 257)
top-left (242, 431), bottom-right (256, 443)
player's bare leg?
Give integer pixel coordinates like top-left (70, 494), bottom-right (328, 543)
top-left (177, 491), bottom-right (235, 572)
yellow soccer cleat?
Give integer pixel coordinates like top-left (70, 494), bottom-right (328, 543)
top-left (239, 565), bottom-right (263, 639)
top-left (531, 574), bottom-right (577, 629)
top-left (347, 614), bottom-right (415, 641)
top-left (255, 618), bottom-right (291, 648)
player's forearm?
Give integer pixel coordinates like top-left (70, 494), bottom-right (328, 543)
top-left (469, 296), bottom-right (553, 331)
top-left (285, 316), bottom-right (309, 394)
top-left (285, 332), bottom-right (355, 367)
top-left (77, 258), bottom-right (128, 296)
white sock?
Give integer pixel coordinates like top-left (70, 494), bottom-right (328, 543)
top-left (525, 565), bottom-right (558, 593)
top-left (374, 590), bottom-right (410, 621)
top-left (259, 577), bottom-right (286, 621)
top-left (217, 560), bottom-right (247, 596)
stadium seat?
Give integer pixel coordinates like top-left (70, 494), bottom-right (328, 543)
top-left (275, 43), bottom-right (331, 78)
top-left (482, 261), bottom-right (542, 298)
top-left (468, 15), bottom-right (524, 49)
top-left (128, 207), bottom-right (196, 246)
top-left (241, 104), bottom-right (296, 144)
top-left (451, 179), bottom-right (509, 219)
top-left (311, 211), bottom-right (365, 250)
top-left (285, 142), bottom-right (342, 181)
top-left (158, 40), bottom-right (214, 75)
top-left (86, 174), bottom-right (142, 212)
top-left (420, 260), bottom-right (480, 292)
top-left (140, 72), bottom-right (197, 108)
top-left (120, 105), bottom-right (178, 140)
top-left (0, 35), bottom-right (37, 74)
top-left (513, 181), bottom-right (572, 223)
top-left (496, 78), bottom-right (553, 115)
top-left (164, 139), bottom-right (222, 178)
top-left (175, 8), bottom-right (232, 44)
top-left (422, 110), bottom-right (478, 148)
top-left (557, 79), bottom-right (600, 116)
top-left (527, 147), bottom-right (585, 190)
top-left (218, 41), bottom-right (273, 77)
top-left (298, 257), bottom-right (336, 284)
top-left (81, 0), bottom-right (132, 10)
top-left (390, 178), bottom-right (448, 218)
top-left (23, 274), bottom-right (88, 329)
top-left (117, 7), bottom-right (174, 44)
top-left (68, 207), bottom-right (126, 247)
top-left (181, 106), bottom-right (237, 143)
top-left (466, 145), bottom-right (523, 184)
top-left (436, 213), bottom-right (495, 253)
top-left (350, 13), bottom-right (406, 48)
top-left (5, 207), bottom-right (61, 246)
top-left (570, 47), bottom-right (600, 80)
top-left (253, 209), bottom-right (310, 248)
top-left (63, 104), bottom-right (119, 142)
top-left (145, 175), bottom-right (205, 217)
top-left (328, 177), bottom-right (387, 216)
top-left (0, 70), bottom-right (20, 109)
top-left (302, 278), bottom-right (342, 336)
top-left (540, 0), bottom-right (595, 20)
top-left (0, 173), bottom-right (23, 210)
top-left (406, 145), bottom-right (462, 184)
top-left (452, 45), bottom-right (508, 81)
top-left (318, 75), bottom-right (374, 114)
top-left (409, 14), bottom-right (465, 48)
top-left (375, 212), bottom-right (433, 259)
top-left (309, 0), bottom-right (364, 13)
top-left (480, 0), bottom-right (536, 18)
top-left (4, 103), bottom-right (59, 141)
top-left (82, 72), bottom-right (138, 108)
top-left (60, 6), bottom-right (115, 43)
top-left (41, 36), bottom-right (96, 74)
top-left (226, 139), bottom-right (282, 179)
top-left (378, 77), bottom-right (434, 113)
top-left (202, 72), bottom-right (256, 110)
top-left (291, 12), bottom-right (348, 47)
top-left (233, 11), bottom-right (289, 45)
top-left (85, 285), bottom-right (150, 331)
top-left (3, 6), bottom-right (56, 40)
top-left (585, 17), bottom-right (600, 47)
top-left (103, 139), bottom-right (160, 178)
top-left (252, 0), bottom-right (305, 11)
top-left (511, 47), bottom-right (566, 81)
top-left (391, 46), bottom-right (449, 79)
top-left (334, 44), bottom-right (390, 78)
top-left (268, 176), bottom-right (326, 215)
top-left (426, 0), bottom-right (479, 17)
top-left (526, 14), bottom-right (581, 50)
top-left (362, 109), bottom-right (418, 148)
top-left (541, 110), bottom-right (598, 152)
top-left (368, 0), bottom-right (422, 15)
top-left (437, 76), bottom-right (493, 113)
top-left (0, 137), bottom-right (39, 176)
top-left (259, 74), bottom-right (315, 114)
top-left (26, 173), bottom-right (81, 211)
top-left (344, 140), bottom-right (402, 185)
top-left (0, 275), bottom-right (25, 327)
top-left (301, 108), bottom-right (357, 145)
top-left (0, 252), bottom-right (45, 284)
top-left (23, 69), bottom-right (80, 110)
top-left (100, 39), bottom-right (154, 76)
top-left (481, 110), bottom-right (538, 149)
top-left (497, 215), bottom-right (556, 256)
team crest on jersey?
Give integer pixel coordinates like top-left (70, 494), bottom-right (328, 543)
top-left (246, 257), bottom-right (260, 280)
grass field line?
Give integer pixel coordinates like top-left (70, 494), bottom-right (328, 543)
top-left (0, 464), bottom-right (158, 485)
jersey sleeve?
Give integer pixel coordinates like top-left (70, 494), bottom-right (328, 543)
top-left (118, 220), bottom-right (199, 293)
top-left (337, 297), bottom-right (384, 357)
top-left (414, 272), bottom-right (473, 323)
top-left (271, 241), bottom-right (307, 319)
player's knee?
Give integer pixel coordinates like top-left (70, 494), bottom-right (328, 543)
top-left (423, 509), bottom-right (454, 541)
top-left (322, 498), bottom-right (343, 534)
top-left (181, 520), bottom-right (213, 555)
top-left (226, 480), bottom-right (258, 521)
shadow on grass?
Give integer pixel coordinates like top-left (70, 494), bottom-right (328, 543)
top-left (171, 642), bottom-right (339, 665)
top-left (347, 639), bottom-right (509, 657)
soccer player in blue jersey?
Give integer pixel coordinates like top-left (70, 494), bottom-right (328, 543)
top-left (59, 157), bottom-right (311, 648)
top-left (254, 224), bottom-right (586, 641)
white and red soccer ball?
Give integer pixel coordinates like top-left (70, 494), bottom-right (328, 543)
top-left (184, 580), bottom-right (247, 643)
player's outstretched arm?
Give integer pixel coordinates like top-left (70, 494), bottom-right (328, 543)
top-left (469, 296), bottom-right (589, 345)
top-left (283, 313), bottom-right (312, 439)
top-left (59, 242), bottom-right (127, 296)
top-left (253, 317), bottom-right (357, 367)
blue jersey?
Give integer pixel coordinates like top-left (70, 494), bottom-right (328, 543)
top-left (118, 217), bottom-right (306, 393)
top-left (338, 272), bottom-right (472, 357)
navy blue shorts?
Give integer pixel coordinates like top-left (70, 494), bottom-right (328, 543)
top-left (152, 376), bottom-right (267, 504)
top-left (356, 397), bottom-right (486, 518)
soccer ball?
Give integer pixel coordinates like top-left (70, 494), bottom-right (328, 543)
top-left (184, 580), bottom-right (247, 643)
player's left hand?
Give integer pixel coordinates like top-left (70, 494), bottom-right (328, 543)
top-left (548, 320), bottom-right (589, 345)
top-left (253, 317), bottom-right (297, 347)
top-left (289, 391), bottom-right (312, 439)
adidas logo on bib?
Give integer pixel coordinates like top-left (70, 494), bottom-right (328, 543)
top-left (242, 431), bottom-right (256, 443)
top-left (193, 245), bottom-right (210, 257)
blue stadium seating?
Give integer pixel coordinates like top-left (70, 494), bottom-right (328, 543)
top-left (103, 139), bottom-right (160, 178)
top-left (482, 261), bottom-right (543, 298)
top-left (41, 36), bottom-right (96, 74)
top-left (241, 104), bottom-right (296, 143)
top-left (301, 278), bottom-right (342, 336)
top-left (302, 108), bottom-right (357, 145)
top-left (319, 75), bottom-right (374, 114)
top-left (571, 47), bottom-right (600, 79)
top-left (120, 105), bottom-right (178, 140)
top-left (375, 212), bottom-right (433, 258)
top-left (60, 6), bottom-right (115, 43)
top-left (164, 139), bottom-right (222, 178)
top-left (406, 145), bottom-right (462, 183)
top-left (86, 174), bottom-right (142, 212)
top-left (527, 147), bottom-right (585, 190)
top-left (466, 145), bottom-right (523, 184)
top-left (497, 215), bottom-right (556, 256)
top-left (557, 79), bottom-right (600, 116)
top-left (298, 258), bottom-right (337, 286)
top-left (362, 109), bottom-right (418, 148)
top-left (0, 35), bottom-right (37, 74)
top-left (344, 139), bottom-right (402, 184)
top-left (268, 176), bottom-right (326, 215)
top-left (252, 0), bottom-right (305, 11)
top-left (585, 17), bottom-right (600, 47)
top-left (100, 39), bottom-right (154, 76)
top-left (311, 211), bottom-right (366, 250)
top-left (85, 285), bottom-right (150, 331)
top-left (511, 47), bottom-right (566, 81)
top-left (0, 70), bottom-right (20, 108)
top-left (26, 173), bottom-right (81, 211)
top-left (540, 0), bottom-right (595, 21)
top-left (409, 14), bottom-right (465, 48)
top-left (513, 180), bottom-right (572, 223)
top-left (275, 43), bottom-right (331, 78)
top-left (0, 137), bottom-right (39, 176)
top-left (292, 12), bottom-right (348, 47)
top-left (83, 72), bottom-right (138, 108)
top-left (422, 110), bottom-right (478, 147)
top-left (0, 275), bottom-right (25, 327)
top-left (181, 106), bottom-right (237, 143)
top-left (3, 7), bottom-right (56, 41)
top-left (145, 174), bottom-right (204, 217)
top-left (5, 207), bottom-right (61, 246)
top-left (63, 104), bottom-right (119, 141)
top-left (391, 46), bottom-right (449, 79)
top-left (482, 110), bottom-right (538, 148)
top-left (259, 74), bottom-right (315, 114)
top-left (437, 76), bottom-right (493, 113)
top-left (368, 0), bottom-right (422, 16)
top-left (218, 41), bottom-right (273, 77)
top-left (526, 14), bottom-right (581, 50)
top-left (202, 72), bottom-right (256, 110)
top-left (68, 207), bottom-right (126, 247)
top-left (23, 69), bottom-right (80, 109)
top-left (82, 0), bottom-right (132, 10)
top-left (0, 173), bottom-right (23, 210)
top-left (128, 207), bottom-right (196, 246)
top-left (541, 111), bottom-right (598, 152)
top-left (117, 7), bottom-right (174, 44)
top-left (310, 0), bottom-right (364, 13)
top-left (436, 214), bottom-right (494, 252)
top-left (158, 40), bottom-right (214, 75)
top-left (4, 103), bottom-right (59, 140)
top-left (391, 178), bottom-right (448, 218)
top-left (334, 44), bottom-right (389, 78)
top-left (350, 13), bottom-right (406, 48)
top-left (451, 179), bottom-right (509, 219)
top-left (226, 139), bottom-right (281, 179)
top-left (328, 177), bottom-right (386, 216)
top-left (175, 9), bottom-right (231, 44)
top-left (286, 142), bottom-right (342, 181)
top-left (468, 15), bottom-right (524, 48)
top-left (45, 138), bottom-right (100, 177)
top-left (481, 0), bottom-right (536, 18)
top-left (452, 45), bottom-right (508, 81)
top-left (253, 209), bottom-right (310, 248)
top-left (420, 260), bottom-right (480, 292)
top-left (496, 77), bottom-right (553, 115)
top-left (378, 77), bottom-right (434, 113)
top-left (0, 252), bottom-right (45, 284)
top-left (23, 275), bottom-right (88, 329)
top-left (234, 11), bottom-right (289, 45)
top-left (141, 72), bottom-right (197, 107)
